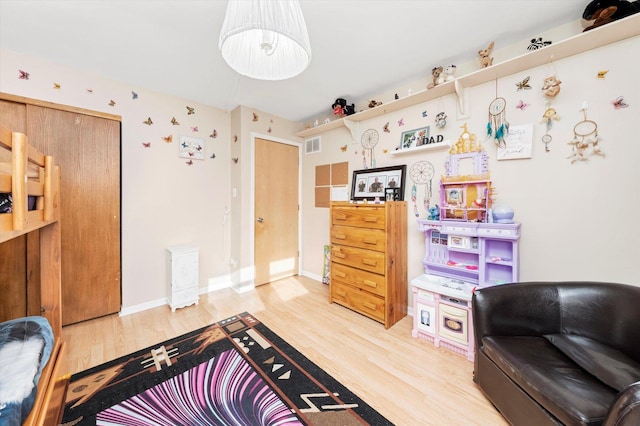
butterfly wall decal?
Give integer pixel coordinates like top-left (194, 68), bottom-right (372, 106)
top-left (232, 157), bottom-right (239, 163)
top-left (186, 106), bottom-right (195, 115)
top-left (142, 142), bottom-right (151, 148)
top-left (18, 70), bottom-right (30, 80)
top-left (171, 117), bottom-right (180, 125)
top-left (597, 70), bottom-right (609, 79)
top-left (340, 145), bottom-right (347, 152)
top-left (422, 111), bottom-right (428, 117)
top-left (210, 130), bottom-right (217, 138)
top-left (143, 117), bottom-right (153, 125)
top-left (516, 100), bottom-right (530, 111)
top-left (383, 122), bottom-right (390, 133)
top-left (108, 100), bottom-right (116, 107)
top-left (267, 127), bottom-right (272, 133)
top-left (233, 135), bottom-right (238, 142)
top-left (252, 113), bottom-right (259, 122)
top-left (53, 83), bottom-right (61, 89)
top-left (210, 153), bottom-right (216, 159)
top-left (86, 89), bottom-right (93, 94)
top-left (191, 126), bottom-right (198, 132)
top-left (162, 135), bottom-right (173, 143)
top-left (516, 76), bottom-right (531, 91)
top-left (612, 96), bottom-right (629, 109)
top-left (131, 91), bottom-right (138, 99)
top-left (398, 118), bottom-right (404, 126)
top-left (186, 160), bottom-right (193, 166)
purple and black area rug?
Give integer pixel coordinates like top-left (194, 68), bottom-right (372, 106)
top-left (61, 312), bottom-right (392, 425)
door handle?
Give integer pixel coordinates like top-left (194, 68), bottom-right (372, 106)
top-left (256, 217), bottom-right (264, 223)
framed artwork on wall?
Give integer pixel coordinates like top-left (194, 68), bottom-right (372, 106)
top-left (351, 165), bottom-right (406, 201)
top-left (179, 135), bottom-right (205, 160)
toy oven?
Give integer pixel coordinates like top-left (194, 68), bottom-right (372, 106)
top-left (438, 302), bottom-right (468, 345)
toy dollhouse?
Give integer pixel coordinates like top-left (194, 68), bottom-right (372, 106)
top-left (411, 124), bottom-right (520, 361)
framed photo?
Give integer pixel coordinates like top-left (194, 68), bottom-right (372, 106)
top-left (400, 126), bottom-right (430, 150)
top-left (179, 135), bottom-right (205, 160)
top-left (351, 165), bottom-right (406, 201)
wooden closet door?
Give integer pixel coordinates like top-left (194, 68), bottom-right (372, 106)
top-left (27, 106), bottom-right (121, 325)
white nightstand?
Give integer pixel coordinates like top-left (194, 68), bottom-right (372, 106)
top-left (167, 245), bottom-right (199, 312)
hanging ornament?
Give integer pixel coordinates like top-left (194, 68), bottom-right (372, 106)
top-left (567, 102), bottom-right (604, 163)
top-left (541, 104), bottom-right (560, 152)
top-left (542, 57), bottom-right (562, 98)
top-left (487, 97), bottom-right (508, 147)
top-left (360, 128), bottom-right (379, 169)
top-left (435, 111), bottom-right (447, 129)
top-left (409, 161), bottom-right (435, 218)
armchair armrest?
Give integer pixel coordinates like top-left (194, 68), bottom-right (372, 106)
top-left (604, 381), bottom-right (640, 426)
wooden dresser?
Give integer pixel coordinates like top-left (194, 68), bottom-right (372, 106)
top-left (329, 201), bottom-right (407, 329)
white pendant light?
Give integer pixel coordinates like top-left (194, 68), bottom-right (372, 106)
top-left (219, 0), bottom-right (312, 81)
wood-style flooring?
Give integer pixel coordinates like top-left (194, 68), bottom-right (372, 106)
top-left (61, 275), bottom-right (508, 425)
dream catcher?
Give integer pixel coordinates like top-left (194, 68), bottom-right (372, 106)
top-left (409, 161), bottom-right (435, 217)
top-left (541, 103), bottom-right (560, 152)
top-left (360, 128), bottom-right (379, 169)
top-left (567, 102), bottom-right (604, 164)
top-left (487, 96), bottom-right (508, 147)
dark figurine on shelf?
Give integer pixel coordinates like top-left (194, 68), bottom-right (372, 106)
top-left (332, 98), bottom-right (355, 117)
top-left (582, 0), bottom-right (640, 31)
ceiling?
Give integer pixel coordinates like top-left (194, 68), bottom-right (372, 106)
top-left (0, 0), bottom-right (590, 123)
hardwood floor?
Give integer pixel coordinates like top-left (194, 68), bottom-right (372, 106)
top-left (61, 275), bottom-right (508, 425)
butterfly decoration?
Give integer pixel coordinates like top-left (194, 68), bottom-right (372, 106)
top-left (252, 112), bottom-right (259, 122)
top-left (108, 100), bottom-right (116, 107)
top-left (131, 91), bottom-right (138, 100)
top-left (612, 96), bottom-right (629, 109)
top-left (210, 153), bottom-right (216, 159)
top-left (186, 106), bottom-right (195, 115)
top-left (181, 141), bottom-right (188, 149)
top-left (422, 111), bottom-right (428, 118)
top-left (232, 157), bottom-right (239, 163)
top-left (527, 37), bottom-right (552, 50)
top-left (383, 122), bottom-right (390, 133)
top-left (171, 117), bottom-right (180, 125)
top-left (233, 135), bottom-right (238, 142)
top-left (340, 145), bottom-right (347, 152)
top-left (142, 142), bottom-right (151, 148)
top-left (398, 118), bottom-right (404, 126)
top-left (18, 69), bottom-right (30, 80)
top-left (210, 130), bottom-right (217, 138)
top-left (86, 89), bottom-right (93, 94)
top-left (186, 160), bottom-right (193, 166)
top-left (143, 117), bottom-right (153, 125)
top-left (267, 127), bottom-right (272, 133)
top-left (516, 100), bottom-right (530, 111)
top-left (394, 93), bottom-right (399, 100)
top-left (53, 83), bottom-right (61, 89)
top-left (597, 70), bottom-right (609, 79)
top-left (516, 76), bottom-right (531, 91)
top-left (162, 135), bottom-right (173, 143)
top-left (191, 126), bottom-right (198, 132)
top-left (383, 149), bottom-right (389, 154)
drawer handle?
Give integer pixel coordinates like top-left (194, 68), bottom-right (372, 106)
top-left (334, 233), bottom-right (346, 240)
top-left (335, 271), bottom-right (346, 278)
top-left (363, 216), bottom-right (378, 223)
top-left (334, 213), bottom-right (347, 221)
top-left (363, 301), bottom-right (378, 310)
top-left (333, 251), bottom-right (346, 259)
top-left (362, 258), bottom-right (377, 267)
top-left (363, 238), bottom-right (378, 245)
top-left (362, 279), bottom-right (377, 288)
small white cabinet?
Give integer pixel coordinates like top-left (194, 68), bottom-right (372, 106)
top-left (167, 245), bottom-right (199, 312)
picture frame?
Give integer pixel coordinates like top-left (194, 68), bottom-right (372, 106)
top-left (351, 165), bottom-right (406, 201)
top-left (399, 126), bottom-right (430, 150)
top-left (179, 135), bottom-right (205, 160)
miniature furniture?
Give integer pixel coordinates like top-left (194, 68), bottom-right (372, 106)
top-left (329, 201), bottom-right (407, 329)
top-left (411, 220), bottom-right (520, 361)
top-left (0, 125), bottom-right (68, 425)
top-left (167, 245), bottom-right (200, 312)
top-left (473, 281), bottom-right (640, 426)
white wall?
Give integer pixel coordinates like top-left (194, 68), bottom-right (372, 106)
top-left (301, 35), bottom-right (640, 292)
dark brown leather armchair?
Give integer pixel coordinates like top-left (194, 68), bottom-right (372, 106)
top-left (472, 282), bottom-right (640, 426)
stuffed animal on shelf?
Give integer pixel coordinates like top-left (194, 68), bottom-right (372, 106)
top-left (427, 205), bottom-right (440, 221)
top-left (583, 0), bottom-right (640, 31)
top-left (443, 65), bottom-right (457, 82)
top-left (427, 66), bottom-right (444, 89)
top-left (332, 98), bottom-right (355, 116)
top-left (368, 100), bottom-right (382, 108)
top-left (478, 42), bottom-right (495, 68)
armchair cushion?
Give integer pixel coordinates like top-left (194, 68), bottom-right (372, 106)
top-left (544, 334), bottom-right (640, 392)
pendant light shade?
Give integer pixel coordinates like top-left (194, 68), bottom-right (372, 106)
top-left (219, 0), bottom-right (312, 81)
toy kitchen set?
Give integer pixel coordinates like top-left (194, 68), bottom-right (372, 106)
top-left (411, 124), bottom-right (520, 361)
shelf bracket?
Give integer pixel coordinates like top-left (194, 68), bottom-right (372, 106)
top-left (454, 80), bottom-right (469, 119)
top-left (343, 118), bottom-right (359, 143)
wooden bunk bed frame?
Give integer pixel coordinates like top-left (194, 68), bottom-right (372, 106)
top-left (0, 124), bottom-right (68, 425)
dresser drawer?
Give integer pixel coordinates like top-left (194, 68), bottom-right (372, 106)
top-left (331, 225), bottom-right (386, 251)
top-left (330, 262), bottom-right (386, 297)
top-left (331, 245), bottom-right (386, 275)
top-left (331, 206), bottom-right (385, 230)
top-left (331, 281), bottom-right (385, 322)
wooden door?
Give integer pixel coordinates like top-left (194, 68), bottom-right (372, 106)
top-left (26, 106), bottom-right (121, 325)
top-left (254, 138), bottom-right (299, 286)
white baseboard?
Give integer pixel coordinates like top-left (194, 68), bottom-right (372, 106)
top-left (302, 270), bottom-right (324, 283)
top-left (119, 297), bottom-right (168, 317)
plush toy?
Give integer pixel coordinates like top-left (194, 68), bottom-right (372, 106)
top-left (331, 98), bottom-right (355, 116)
top-left (478, 42), bottom-right (495, 68)
top-left (368, 100), bottom-right (382, 108)
top-left (443, 65), bottom-right (457, 82)
top-left (541, 75), bottom-right (562, 98)
top-left (583, 0), bottom-right (640, 30)
top-left (427, 205), bottom-right (440, 221)
top-left (427, 66), bottom-right (444, 89)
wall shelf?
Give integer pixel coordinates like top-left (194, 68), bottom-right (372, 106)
top-left (295, 14), bottom-right (640, 139)
top-left (389, 140), bottom-right (451, 156)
